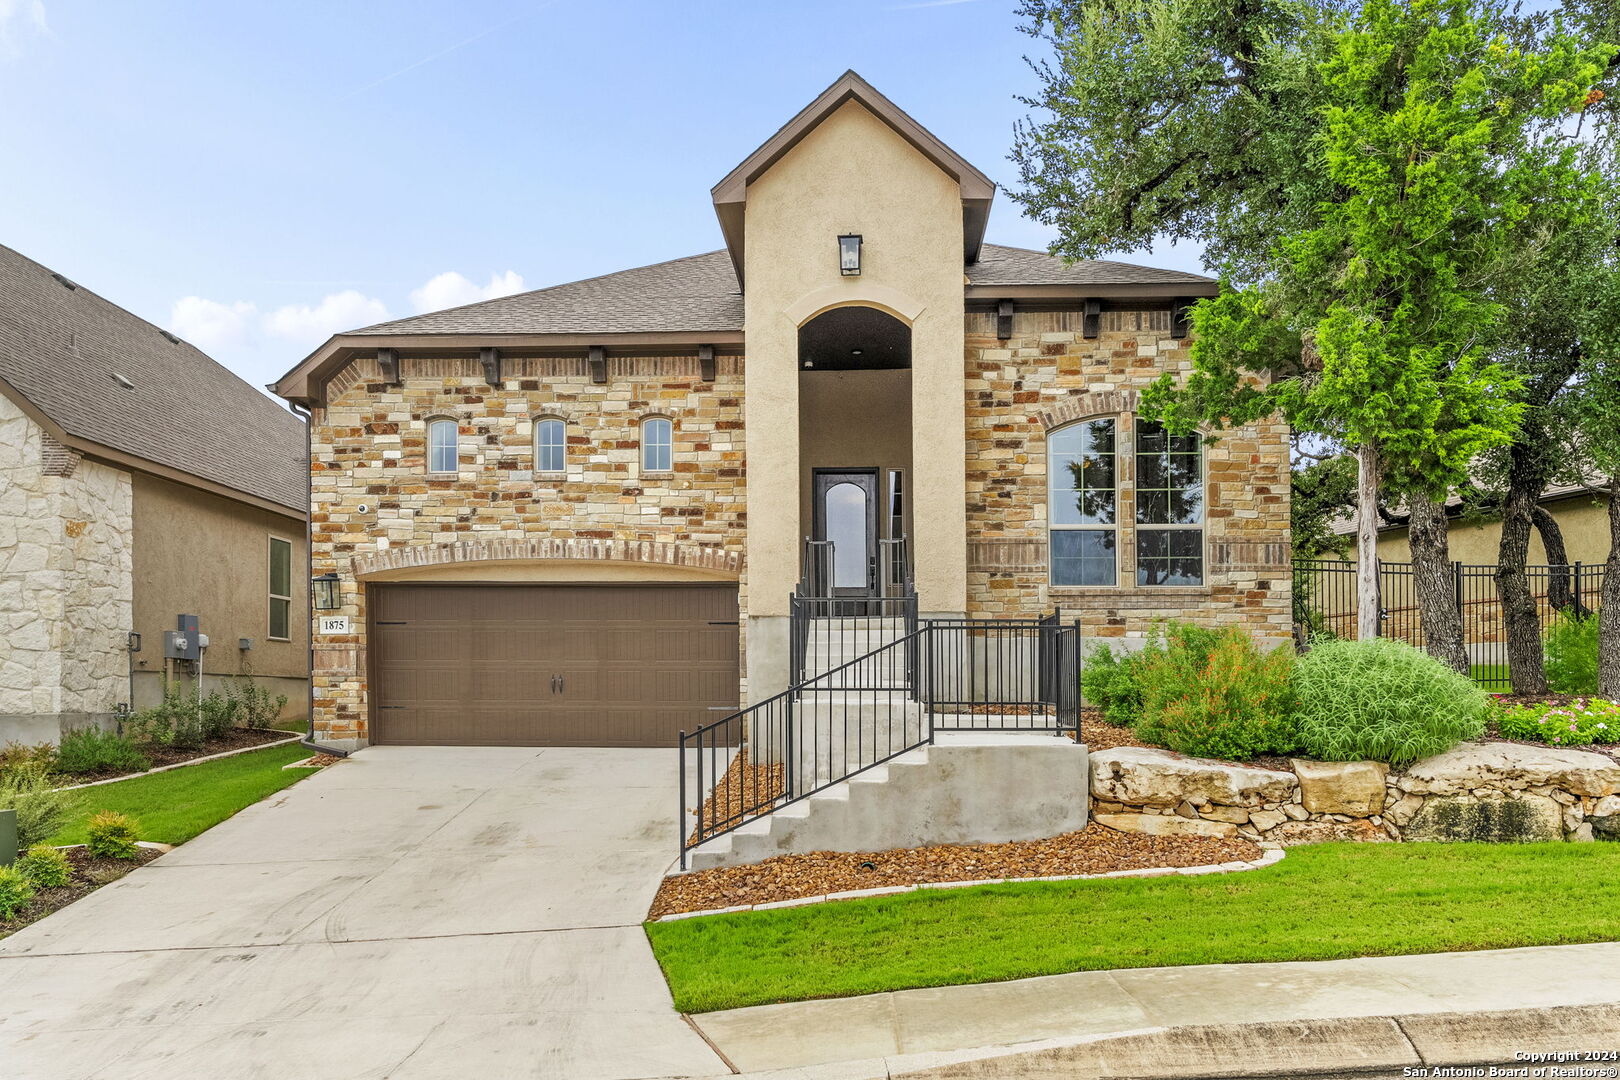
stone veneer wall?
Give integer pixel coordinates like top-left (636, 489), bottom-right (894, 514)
top-left (0, 394), bottom-right (133, 737)
top-left (964, 309), bottom-right (1291, 644)
top-left (308, 355), bottom-right (747, 744)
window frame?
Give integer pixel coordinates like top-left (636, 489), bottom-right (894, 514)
top-left (268, 536), bottom-right (293, 642)
top-left (1046, 416), bottom-right (1120, 588)
top-left (1132, 419), bottom-right (1207, 588)
top-left (425, 416), bottom-right (460, 476)
top-left (640, 415), bottom-right (673, 474)
top-left (533, 416), bottom-right (567, 476)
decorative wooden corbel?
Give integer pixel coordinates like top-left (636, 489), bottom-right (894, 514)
top-left (479, 347), bottom-right (502, 387)
top-left (377, 348), bottom-right (401, 385)
top-left (1082, 299), bottom-right (1102, 340)
top-left (589, 345), bottom-right (607, 385)
top-left (698, 344), bottom-right (716, 382)
top-left (996, 300), bottom-right (1014, 341)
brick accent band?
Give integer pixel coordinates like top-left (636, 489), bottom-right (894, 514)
top-left (351, 536), bottom-right (744, 578)
top-left (1041, 388), bottom-right (1141, 431)
top-left (968, 537), bottom-right (1047, 573)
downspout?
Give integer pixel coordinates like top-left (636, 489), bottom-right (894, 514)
top-left (288, 399), bottom-right (349, 759)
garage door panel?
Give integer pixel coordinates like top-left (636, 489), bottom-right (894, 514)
top-left (370, 584), bottom-right (739, 746)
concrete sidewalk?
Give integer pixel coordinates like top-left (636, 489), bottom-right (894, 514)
top-left (689, 942), bottom-right (1620, 1075)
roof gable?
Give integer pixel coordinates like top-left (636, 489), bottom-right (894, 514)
top-left (711, 71), bottom-right (995, 285)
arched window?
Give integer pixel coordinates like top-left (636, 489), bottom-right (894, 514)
top-left (534, 417), bottom-right (566, 474)
top-left (1048, 418), bottom-right (1117, 586)
top-left (426, 418), bottom-right (458, 474)
top-left (641, 416), bottom-right (672, 473)
top-left (1135, 421), bottom-right (1204, 585)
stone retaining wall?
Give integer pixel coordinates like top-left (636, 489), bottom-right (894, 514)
top-left (1090, 741), bottom-right (1620, 845)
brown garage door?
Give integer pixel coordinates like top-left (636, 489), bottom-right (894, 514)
top-left (369, 584), bottom-right (740, 747)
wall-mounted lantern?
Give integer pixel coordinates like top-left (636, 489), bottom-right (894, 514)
top-left (312, 572), bottom-right (341, 611)
top-left (838, 234), bottom-right (862, 276)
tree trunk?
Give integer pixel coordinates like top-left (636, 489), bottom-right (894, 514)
top-left (1531, 504), bottom-right (1584, 615)
top-left (1600, 476), bottom-right (1620, 699)
top-left (1356, 444), bottom-right (1381, 641)
top-left (1497, 459), bottom-right (1547, 695)
top-left (1408, 495), bottom-right (1468, 673)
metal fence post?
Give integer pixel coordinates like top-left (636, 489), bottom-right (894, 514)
top-left (0, 808), bottom-right (15, 867)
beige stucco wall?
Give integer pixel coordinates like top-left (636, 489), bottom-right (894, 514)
top-left (1344, 494), bottom-right (1613, 567)
top-left (797, 368), bottom-right (914, 540)
top-left (130, 471), bottom-right (308, 721)
top-left (0, 393), bottom-right (134, 738)
top-left (743, 99), bottom-right (967, 618)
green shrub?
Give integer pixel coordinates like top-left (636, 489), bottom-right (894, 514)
top-left (55, 727), bottom-right (150, 777)
top-left (224, 677), bottom-right (289, 729)
top-left (1544, 612), bottom-right (1599, 694)
top-left (127, 681), bottom-right (207, 749)
top-left (1132, 627), bottom-right (1298, 759)
top-left (0, 741), bottom-right (58, 781)
top-left (1294, 637), bottom-right (1488, 765)
top-left (198, 690), bottom-right (235, 741)
top-left (0, 865), bottom-right (35, 919)
top-left (1081, 643), bottom-right (1146, 727)
top-left (17, 844), bottom-right (72, 889)
top-left (84, 810), bottom-right (140, 860)
top-left (1497, 697), bottom-right (1620, 748)
top-left (0, 763), bottom-right (79, 847)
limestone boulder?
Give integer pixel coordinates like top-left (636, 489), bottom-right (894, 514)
top-left (1092, 812), bottom-right (1239, 839)
top-left (1403, 793), bottom-right (1564, 843)
top-left (1266, 819), bottom-right (1391, 847)
top-left (1292, 759), bottom-right (1388, 817)
top-left (1089, 748), bottom-right (1298, 809)
top-left (1400, 742), bottom-right (1620, 799)
top-left (1592, 815), bottom-right (1620, 840)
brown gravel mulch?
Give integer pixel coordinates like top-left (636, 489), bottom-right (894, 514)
top-left (0, 846), bottom-right (162, 940)
top-left (300, 752), bottom-right (344, 768)
top-left (690, 749), bottom-right (785, 844)
top-left (652, 825), bottom-right (1262, 918)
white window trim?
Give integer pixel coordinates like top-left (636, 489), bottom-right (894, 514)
top-left (1047, 416), bottom-right (1119, 589)
top-left (268, 536), bottom-right (293, 642)
top-left (640, 416), bottom-right (674, 474)
top-left (426, 417), bottom-right (459, 476)
top-left (534, 416), bottom-right (567, 476)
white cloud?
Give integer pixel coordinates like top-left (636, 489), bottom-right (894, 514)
top-left (409, 270), bottom-right (525, 314)
top-left (0, 0), bottom-right (49, 52)
top-left (170, 296), bottom-right (258, 352)
top-left (263, 290), bottom-right (390, 345)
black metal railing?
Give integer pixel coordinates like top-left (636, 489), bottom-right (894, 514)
top-left (798, 535), bottom-right (913, 600)
top-left (800, 539), bottom-right (835, 598)
top-left (679, 616), bottom-right (1082, 866)
top-left (879, 536), bottom-right (912, 597)
top-left (1294, 558), bottom-right (1602, 690)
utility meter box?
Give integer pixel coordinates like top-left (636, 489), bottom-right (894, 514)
top-left (163, 615), bottom-right (203, 661)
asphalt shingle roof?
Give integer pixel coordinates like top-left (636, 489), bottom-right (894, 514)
top-left (0, 244), bottom-right (307, 514)
top-left (342, 245), bottom-right (1213, 339)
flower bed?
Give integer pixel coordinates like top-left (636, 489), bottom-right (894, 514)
top-left (0, 845), bottom-right (163, 940)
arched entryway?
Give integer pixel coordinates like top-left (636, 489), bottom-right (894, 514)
top-left (797, 306), bottom-right (913, 596)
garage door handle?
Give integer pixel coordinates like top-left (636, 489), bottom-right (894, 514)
top-left (707, 620), bottom-right (739, 626)
top-left (378, 705), bottom-right (405, 710)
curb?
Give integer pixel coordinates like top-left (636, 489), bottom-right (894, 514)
top-left (53, 733), bottom-right (304, 792)
top-left (652, 848), bottom-right (1286, 922)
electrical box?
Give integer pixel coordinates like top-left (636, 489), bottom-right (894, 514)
top-left (163, 614), bottom-right (203, 661)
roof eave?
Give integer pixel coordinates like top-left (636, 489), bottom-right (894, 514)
top-left (964, 282), bottom-right (1220, 300)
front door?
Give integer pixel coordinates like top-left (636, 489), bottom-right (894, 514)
top-left (812, 470), bottom-right (879, 597)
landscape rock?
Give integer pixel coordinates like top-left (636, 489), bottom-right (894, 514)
top-left (1292, 759), bottom-right (1387, 817)
top-left (1592, 815), bottom-right (1620, 840)
top-left (1401, 742), bottom-right (1620, 798)
top-left (1249, 809), bottom-right (1287, 832)
top-left (1282, 804), bottom-right (1309, 821)
top-left (1572, 823), bottom-right (1596, 842)
top-left (1265, 819), bottom-right (1391, 847)
top-left (1403, 793), bottom-right (1564, 843)
top-left (1200, 805), bottom-right (1250, 824)
top-left (1594, 795), bottom-right (1620, 818)
top-left (1092, 813), bottom-right (1240, 839)
top-left (1089, 748), bottom-right (1298, 808)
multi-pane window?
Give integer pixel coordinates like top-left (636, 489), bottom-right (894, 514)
top-left (268, 537), bottom-right (292, 640)
top-left (535, 417), bottom-right (566, 474)
top-left (641, 416), bottom-right (672, 473)
top-left (1135, 421), bottom-right (1204, 586)
top-left (1048, 418), bottom-right (1117, 586)
top-left (426, 418), bottom-right (458, 474)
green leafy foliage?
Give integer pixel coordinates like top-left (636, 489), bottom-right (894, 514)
top-left (17, 844), bottom-right (72, 889)
top-left (1544, 612), bottom-right (1600, 694)
top-left (1295, 637), bottom-right (1487, 764)
top-left (1497, 698), bottom-right (1620, 748)
top-left (1080, 643), bottom-right (1146, 727)
top-left (54, 728), bottom-right (151, 777)
top-left (1292, 456), bottom-right (1357, 560)
top-left (84, 811), bottom-right (140, 860)
top-left (0, 742), bottom-right (57, 781)
top-left (0, 865), bottom-right (35, 920)
top-left (1133, 627), bottom-right (1298, 759)
top-left (126, 677), bottom-right (290, 750)
top-left (0, 763), bottom-right (78, 848)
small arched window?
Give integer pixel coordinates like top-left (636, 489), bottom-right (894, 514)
top-left (426, 418), bottom-right (458, 474)
top-left (534, 417), bottom-right (566, 474)
top-left (1048, 417), bottom-right (1117, 586)
top-left (641, 416), bottom-right (672, 473)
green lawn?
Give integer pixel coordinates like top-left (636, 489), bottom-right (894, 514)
top-left (1470, 663), bottom-right (1510, 690)
top-left (646, 842), bottom-right (1620, 1013)
top-left (49, 744), bottom-right (318, 846)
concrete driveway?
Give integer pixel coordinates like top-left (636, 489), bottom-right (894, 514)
top-left (0, 746), bottom-right (726, 1080)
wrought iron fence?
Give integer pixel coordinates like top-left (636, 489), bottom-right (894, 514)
top-left (1294, 558), bottom-right (1601, 690)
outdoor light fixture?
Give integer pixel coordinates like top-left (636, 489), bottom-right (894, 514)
top-left (838, 234), bottom-right (862, 276)
top-left (312, 572), bottom-right (341, 611)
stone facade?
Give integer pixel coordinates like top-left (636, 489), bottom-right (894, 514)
top-left (308, 354), bottom-right (747, 743)
top-left (964, 309), bottom-right (1291, 644)
top-left (0, 394), bottom-right (133, 738)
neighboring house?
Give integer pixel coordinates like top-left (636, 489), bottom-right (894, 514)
top-left (0, 243), bottom-right (310, 744)
top-left (274, 71), bottom-right (1291, 751)
top-left (1332, 482), bottom-right (1613, 567)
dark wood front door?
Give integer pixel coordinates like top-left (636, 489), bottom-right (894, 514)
top-left (370, 583), bottom-right (739, 746)
top-left (812, 469), bottom-right (879, 596)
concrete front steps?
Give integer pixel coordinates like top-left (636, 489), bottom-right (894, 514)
top-left (686, 732), bottom-right (1089, 871)
top-left (800, 617), bottom-right (909, 683)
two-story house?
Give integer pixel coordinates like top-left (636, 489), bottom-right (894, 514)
top-left (273, 72), bottom-right (1290, 751)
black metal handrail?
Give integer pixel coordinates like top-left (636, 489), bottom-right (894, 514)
top-left (799, 539), bottom-right (835, 597)
top-left (679, 616), bottom-right (1082, 867)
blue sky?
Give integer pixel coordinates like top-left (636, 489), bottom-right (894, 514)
top-left (0, 0), bottom-right (1207, 396)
